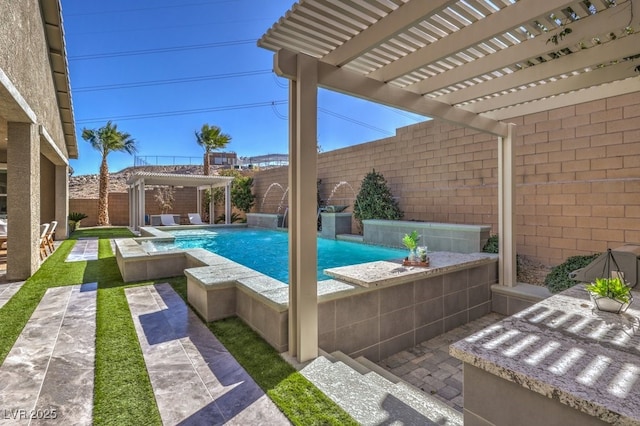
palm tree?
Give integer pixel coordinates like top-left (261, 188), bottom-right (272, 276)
top-left (81, 121), bottom-right (137, 226)
top-left (194, 124), bottom-right (232, 175)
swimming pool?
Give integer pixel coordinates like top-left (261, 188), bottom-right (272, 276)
top-left (148, 228), bottom-right (406, 283)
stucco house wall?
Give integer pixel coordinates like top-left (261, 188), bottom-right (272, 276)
top-left (0, 0), bottom-right (76, 279)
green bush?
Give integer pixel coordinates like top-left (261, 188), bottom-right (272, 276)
top-left (353, 169), bottom-right (403, 230)
top-left (545, 253), bottom-right (600, 294)
top-left (482, 234), bottom-right (499, 253)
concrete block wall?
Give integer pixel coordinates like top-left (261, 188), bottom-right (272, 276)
top-left (70, 187), bottom-right (198, 226)
top-left (251, 91), bottom-right (640, 266)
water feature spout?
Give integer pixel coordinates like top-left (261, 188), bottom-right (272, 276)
top-left (260, 183), bottom-right (286, 213)
top-left (276, 187), bottom-right (289, 213)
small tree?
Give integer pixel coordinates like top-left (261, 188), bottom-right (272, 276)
top-left (232, 176), bottom-right (255, 213)
top-left (211, 169), bottom-right (255, 216)
top-left (353, 169), bottom-right (403, 230)
top-left (154, 186), bottom-right (175, 214)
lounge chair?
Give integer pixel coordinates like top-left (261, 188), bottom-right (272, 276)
top-left (39, 223), bottom-right (50, 260)
top-left (160, 214), bottom-right (178, 226)
top-left (188, 213), bottom-right (205, 225)
top-left (45, 220), bottom-right (58, 253)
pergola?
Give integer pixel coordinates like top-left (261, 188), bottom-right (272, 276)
top-left (258, 0), bottom-right (640, 361)
top-left (127, 172), bottom-right (234, 229)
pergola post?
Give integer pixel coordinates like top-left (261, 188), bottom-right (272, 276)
top-left (209, 186), bottom-right (214, 224)
top-left (498, 123), bottom-right (516, 286)
top-left (128, 185), bottom-right (134, 230)
top-left (225, 182), bottom-right (231, 224)
top-left (138, 180), bottom-right (145, 229)
top-left (289, 53), bottom-right (318, 362)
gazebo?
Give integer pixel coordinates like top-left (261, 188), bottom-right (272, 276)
top-left (258, 0), bottom-right (640, 361)
top-left (127, 172), bottom-right (234, 229)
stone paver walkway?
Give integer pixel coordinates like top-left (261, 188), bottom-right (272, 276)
top-left (65, 238), bottom-right (99, 262)
top-left (0, 282), bottom-right (24, 309)
top-left (378, 313), bottom-right (505, 412)
top-left (126, 283), bottom-right (290, 425)
top-left (0, 283), bottom-right (97, 425)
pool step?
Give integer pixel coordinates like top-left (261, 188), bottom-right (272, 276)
top-left (301, 351), bottom-right (462, 425)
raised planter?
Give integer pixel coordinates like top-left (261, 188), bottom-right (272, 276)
top-left (363, 219), bottom-right (491, 254)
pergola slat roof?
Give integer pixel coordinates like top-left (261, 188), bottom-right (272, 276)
top-left (126, 172), bottom-right (234, 188)
top-left (259, 0), bottom-right (640, 133)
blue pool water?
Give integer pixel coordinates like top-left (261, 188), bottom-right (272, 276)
top-left (150, 228), bottom-right (406, 283)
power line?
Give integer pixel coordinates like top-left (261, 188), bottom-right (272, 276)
top-left (68, 39), bottom-right (255, 61)
top-left (77, 101), bottom-right (396, 137)
top-left (75, 100), bottom-right (288, 125)
top-left (74, 69), bottom-right (272, 93)
top-left (318, 107), bottom-right (393, 136)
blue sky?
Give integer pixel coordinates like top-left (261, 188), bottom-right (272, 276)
top-left (62, 0), bottom-right (426, 176)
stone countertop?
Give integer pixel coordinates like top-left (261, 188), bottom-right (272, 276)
top-left (323, 251), bottom-right (497, 288)
top-left (450, 284), bottom-right (640, 425)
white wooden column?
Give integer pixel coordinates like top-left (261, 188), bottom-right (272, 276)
top-left (138, 181), bottom-right (145, 229)
top-left (292, 53), bottom-right (319, 362)
top-left (225, 183), bottom-right (231, 224)
top-left (128, 185), bottom-right (134, 229)
top-left (498, 123), bottom-right (516, 286)
top-left (209, 186), bottom-right (214, 224)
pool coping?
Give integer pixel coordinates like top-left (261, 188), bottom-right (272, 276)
top-left (115, 225), bottom-right (499, 355)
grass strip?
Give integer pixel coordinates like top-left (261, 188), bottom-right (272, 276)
top-left (70, 227), bottom-right (135, 239)
top-left (0, 240), bottom-right (84, 364)
top-left (92, 237), bottom-right (161, 425)
top-left (208, 317), bottom-right (358, 426)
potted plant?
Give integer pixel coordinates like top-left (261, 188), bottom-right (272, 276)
top-left (585, 276), bottom-right (633, 313)
top-left (402, 231), bottom-right (420, 262)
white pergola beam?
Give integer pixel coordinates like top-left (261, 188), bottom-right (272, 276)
top-left (368, 0), bottom-right (576, 82)
top-left (439, 18), bottom-right (640, 106)
top-left (485, 77), bottom-right (640, 121)
top-left (413, 3), bottom-right (635, 98)
top-left (323, 0), bottom-right (457, 66)
top-left (466, 56), bottom-right (640, 114)
top-left (275, 49), bottom-right (509, 137)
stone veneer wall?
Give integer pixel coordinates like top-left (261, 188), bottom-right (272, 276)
top-left (318, 262), bottom-right (497, 362)
top-left (252, 91), bottom-right (640, 266)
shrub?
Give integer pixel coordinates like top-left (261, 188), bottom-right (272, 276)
top-left (545, 253), bottom-right (600, 294)
top-left (482, 234), bottom-right (499, 253)
top-left (68, 212), bottom-right (89, 232)
top-left (353, 169), bottom-right (403, 230)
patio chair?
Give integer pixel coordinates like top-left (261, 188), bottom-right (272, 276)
top-left (188, 213), bottom-right (205, 225)
top-left (160, 214), bottom-right (178, 226)
top-left (39, 223), bottom-right (50, 260)
top-left (0, 219), bottom-right (6, 250)
top-left (45, 220), bottom-right (58, 253)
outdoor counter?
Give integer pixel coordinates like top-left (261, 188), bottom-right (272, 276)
top-left (450, 284), bottom-right (640, 425)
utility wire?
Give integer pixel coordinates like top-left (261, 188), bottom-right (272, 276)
top-left (75, 100), bottom-right (288, 124)
top-left (318, 107), bottom-right (393, 136)
top-left (68, 39), bottom-right (255, 61)
top-left (77, 100), bottom-right (396, 137)
top-left (74, 69), bottom-right (272, 93)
